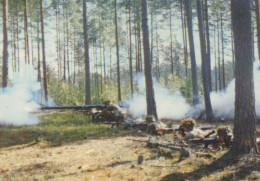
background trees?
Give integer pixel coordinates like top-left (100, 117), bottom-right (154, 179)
top-left (0, 0), bottom-right (257, 113)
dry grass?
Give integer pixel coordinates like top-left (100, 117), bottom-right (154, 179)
top-left (0, 111), bottom-right (260, 181)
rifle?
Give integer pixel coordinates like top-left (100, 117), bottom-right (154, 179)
top-left (188, 137), bottom-right (218, 148)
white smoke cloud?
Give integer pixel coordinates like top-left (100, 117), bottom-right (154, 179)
top-left (126, 74), bottom-right (196, 120)
top-left (0, 64), bottom-right (41, 126)
top-left (127, 61), bottom-right (260, 120)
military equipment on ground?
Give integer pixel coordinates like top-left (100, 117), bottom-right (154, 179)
top-left (41, 103), bottom-right (127, 126)
top-left (188, 137), bottom-right (218, 148)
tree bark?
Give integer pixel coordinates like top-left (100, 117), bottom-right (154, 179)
top-left (83, 0), bottom-right (91, 104)
top-left (2, 0), bottom-right (8, 88)
top-left (217, 13), bottom-right (222, 90)
top-left (40, 0), bottom-right (48, 105)
top-left (220, 12), bottom-right (226, 89)
top-left (231, 0), bottom-right (258, 155)
top-left (196, 0), bottom-right (213, 121)
top-left (170, 8), bottom-right (174, 75)
top-left (141, 0), bottom-right (158, 120)
top-left (114, 0), bottom-right (121, 101)
top-left (37, 19), bottom-right (41, 82)
top-left (184, 0), bottom-right (199, 105)
top-left (24, 0), bottom-right (30, 64)
top-left (129, 0), bottom-right (134, 95)
top-left (204, 0), bottom-right (212, 91)
top-left (180, 0), bottom-right (188, 77)
top-left (16, 4), bottom-right (20, 72)
top-left (255, 0), bottom-right (260, 61)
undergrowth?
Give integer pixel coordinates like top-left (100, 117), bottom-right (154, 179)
top-left (0, 110), bottom-right (128, 148)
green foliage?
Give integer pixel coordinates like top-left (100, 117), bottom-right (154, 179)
top-left (0, 111), bottom-right (128, 148)
top-left (48, 76), bottom-right (85, 105)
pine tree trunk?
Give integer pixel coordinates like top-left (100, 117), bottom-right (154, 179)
top-left (255, 0), bottom-right (260, 61)
top-left (217, 13), bottom-right (222, 90)
top-left (83, 0), bottom-right (91, 104)
top-left (63, 5), bottom-right (66, 81)
top-left (141, 0), bottom-right (158, 120)
top-left (114, 0), bottom-right (121, 101)
top-left (196, 0), bottom-right (213, 121)
top-left (24, 0), bottom-right (30, 64)
top-left (220, 12), bottom-right (226, 89)
top-left (184, 0), bottom-right (199, 105)
top-left (2, 0), bottom-right (8, 88)
top-left (180, 0), bottom-right (188, 76)
top-left (155, 14), bottom-right (160, 78)
top-left (66, 15), bottom-right (70, 83)
top-left (170, 8), bottom-right (174, 75)
top-left (231, 0), bottom-right (258, 155)
top-left (31, 22), bottom-right (34, 65)
top-left (231, 28), bottom-right (235, 77)
top-left (37, 19), bottom-right (41, 82)
top-left (40, 0), bottom-right (48, 105)
top-left (204, 0), bottom-right (212, 91)
top-left (16, 4), bottom-right (20, 72)
top-left (214, 23), bottom-right (218, 91)
top-left (150, 11), bottom-right (153, 65)
top-left (129, 0), bottom-right (134, 95)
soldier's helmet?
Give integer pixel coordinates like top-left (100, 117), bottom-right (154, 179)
top-left (216, 126), bottom-right (231, 137)
top-left (103, 100), bottom-right (111, 107)
top-left (217, 126), bottom-right (233, 147)
top-left (181, 118), bottom-right (196, 131)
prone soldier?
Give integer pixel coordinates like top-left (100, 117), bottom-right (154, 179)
top-left (180, 118), bottom-right (215, 140)
top-left (216, 126), bottom-right (233, 147)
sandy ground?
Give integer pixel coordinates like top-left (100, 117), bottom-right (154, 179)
top-left (0, 136), bottom-right (181, 181)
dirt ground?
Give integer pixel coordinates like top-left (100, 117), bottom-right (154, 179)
top-left (1, 134), bottom-right (260, 181)
top-left (0, 135), bottom-right (184, 181)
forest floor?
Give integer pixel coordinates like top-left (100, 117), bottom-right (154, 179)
top-left (0, 111), bottom-right (260, 181)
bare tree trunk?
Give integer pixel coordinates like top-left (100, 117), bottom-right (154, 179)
top-left (204, 0), bottom-right (212, 91)
top-left (24, 0), bottom-right (30, 64)
top-left (129, 0), bottom-right (134, 95)
top-left (16, 4), bottom-right (20, 72)
top-left (231, 28), bottom-right (235, 77)
top-left (231, 0), bottom-right (258, 155)
top-left (184, 0), bottom-right (199, 105)
top-left (220, 11), bottom-right (226, 89)
top-left (214, 23), bottom-right (218, 91)
top-left (63, 5), bottom-right (66, 81)
top-left (40, 0), bottom-right (48, 105)
top-left (255, 0), bottom-right (260, 61)
top-left (141, 0), bottom-right (158, 120)
top-left (170, 8), bottom-right (174, 74)
top-left (31, 22), bottom-right (34, 65)
top-left (196, 0), bottom-right (213, 121)
top-left (114, 0), bottom-right (121, 101)
top-left (150, 11), bottom-right (153, 65)
top-left (217, 13), bottom-right (222, 90)
top-left (2, 0), bottom-right (8, 88)
top-left (155, 14), bottom-right (160, 78)
top-left (180, 0), bottom-right (188, 76)
top-left (66, 14), bottom-right (70, 83)
top-left (37, 19), bottom-right (41, 82)
top-left (83, 0), bottom-right (91, 104)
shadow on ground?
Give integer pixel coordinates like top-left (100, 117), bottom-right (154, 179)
top-left (161, 152), bottom-right (260, 181)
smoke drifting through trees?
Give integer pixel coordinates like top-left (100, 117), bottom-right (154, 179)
top-left (0, 65), bottom-right (40, 125)
top-left (127, 63), bottom-right (260, 120)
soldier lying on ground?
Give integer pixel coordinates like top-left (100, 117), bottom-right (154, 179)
top-left (216, 126), bottom-right (233, 147)
top-left (181, 118), bottom-right (215, 140)
top-left (92, 100), bottom-right (126, 126)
